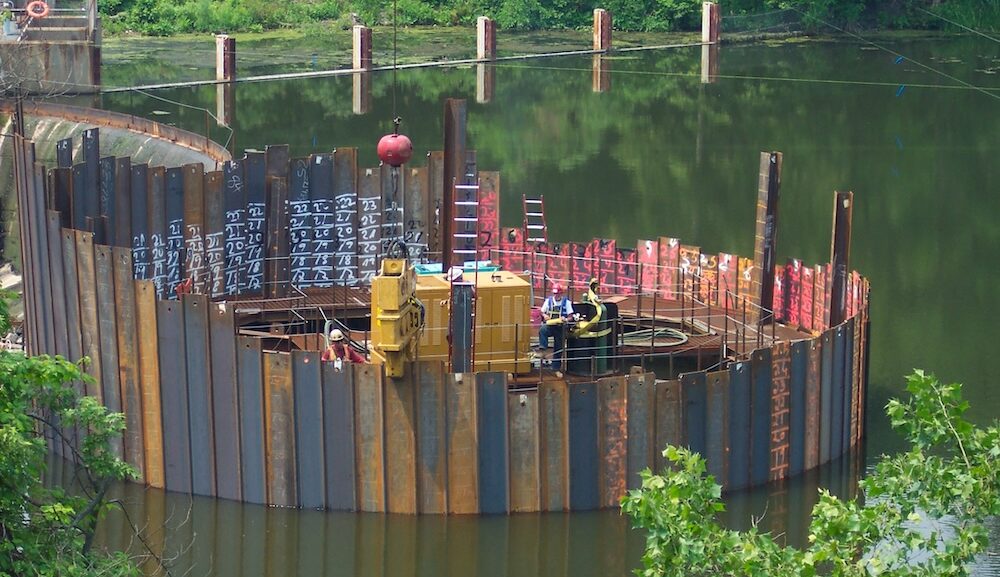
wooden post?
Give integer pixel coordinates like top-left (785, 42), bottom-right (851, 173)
top-left (592, 55), bottom-right (611, 93)
top-left (750, 151), bottom-right (782, 326)
top-left (353, 71), bottom-right (371, 114)
top-left (702, 2), bottom-right (721, 44)
top-left (593, 9), bottom-right (612, 52)
top-left (477, 17), bottom-right (496, 61)
top-left (701, 44), bottom-right (719, 84)
top-left (476, 64), bottom-right (494, 104)
top-left (829, 191), bottom-right (853, 327)
top-left (215, 34), bottom-right (236, 81)
top-left (353, 25), bottom-right (372, 71)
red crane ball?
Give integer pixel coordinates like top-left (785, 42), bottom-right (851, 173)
top-left (377, 133), bottom-right (413, 167)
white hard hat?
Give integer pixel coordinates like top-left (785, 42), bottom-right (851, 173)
top-left (329, 328), bottom-right (345, 341)
top-left (447, 266), bottom-right (464, 281)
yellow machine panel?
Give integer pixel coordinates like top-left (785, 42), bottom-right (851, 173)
top-left (370, 259), bottom-right (421, 377)
top-left (413, 270), bottom-right (532, 374)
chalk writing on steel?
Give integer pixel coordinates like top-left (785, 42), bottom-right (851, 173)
top-left (245, 201), bottom-right (265, 291)
top-left (289, 159), bottom-right (312, 286)
top-left (335, 190), bottom-right (358, 285)
top-left (382, 170), bottom-right (404, 256)
top-left (770, 343), bottom-right (791, 481)
top-left (357, 184), bottom-right (381, 283)
top-left (223, 161), bottom-right (246, 295)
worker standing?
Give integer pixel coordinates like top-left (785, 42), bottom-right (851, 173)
top-left (538, 284), bottom-right (574, 354)
top-left (322, 328), bottom-right (366, 364)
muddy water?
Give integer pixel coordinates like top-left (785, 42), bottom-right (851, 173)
top-left (81, 34), bottom-right (1000, 574)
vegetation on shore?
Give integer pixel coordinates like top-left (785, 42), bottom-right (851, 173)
top-left (622, 369), bottom-right (999, 577)
top-left (0, 295), bottom-right (138, 576)
top-left (100, 0), bottom-right (1000, 36)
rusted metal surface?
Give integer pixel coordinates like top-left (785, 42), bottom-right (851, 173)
top-left (442, 99), bottom-right (467, 267)
top-left (509, 389), bottom-right (540, 512)
top-left (831, 324), bottom-right (846, 460)
top-left (404, 165), bottom-right (429, 260)
top-left (113, 248), bottom-right (144, 480)
top-left (679, 245), bottom-right (699, 302)
top-left (263, 352), bottom-right (296, 507)
top-left (446, 372), bottom-right (479, 514)
top-left (75, 231), bottom-right (102, 399)
top-left (477, 171), bottom-right (500, 261)
top-left (594, 239), bottom-right (616, 292)
top-left (654, 379), bottom-right (681, 473)
top-left (355, 363), bottom-right (386, 512)
top-left (203, 171), bottom-right (225, 296)
top-left (681, 372), bottom-right (706, 458)
top-left (15, 102), bottom-right (232, 164)
top-left (157, 300), bottom-right (191, 493)
top-left (99, 157), bottom-right (115, 245)
top-left (95, 245), bottom-right (123, 457)
top-left (750, 348), bottom-right (772, 487)
top-left (804, 337), bottom-right (822, 470)
top-left (46, 213), bottom-right (69, 358)
top-left (727, 361), bottom-right (751, 490)
top-left (184, 294), bottom-right (216, 497)
top-left (845, 319), bottom-right (857, 452)
top-left (751, 152), bottom-right (781, 324)
top-left (223, 158), bottom-right (246, 295)
top-left (830, 191), bottom-right (853, 326)
top-left (208, 301), bottom-right (241, 501)
top-left (819, 330), bottom-right (833, 464)
top-left (476, 372), bottom-right (509, 514)
top-left (637, 240), bottom-right (658, 294)
top-left (597, 376), bottom-right (626, 508)
top-left (323, 360), bottom-right (357, 511)
top-left (657, 237), bottom-right (679, 299)
top-left (427, 151), bottom-right (445, 258)
top-left (698, 253), bottom-right (717, 304)
top-left (333, 148), bottom-right (359, 285)
top-left (135, 280), bottom-right (164, 488)
top-left (83, 129), bottom-right (99, 227)
top-left (415, 360), bottom-right (447, 514)
top-left (288, 158), bottom-right (312, 286)
top-left (309, 153), bottom-right (336, 286)
top-left (538, 379), bottom-right (569, 512)
top-left (114, 158), bottom-right (132, 249)
top-left (237, 335), bottom-right (266, 504)
top-left (292, 350), bottom-right (325, 509)
top-left (130, 164), bottom-right (151, 279)
top-left (705, 369), bottom-right (728, 484)
top-left (165, 167), bottom-right (185, 295)
top-left (569, 381), bottom-right (598, 511)
top-left (357, 166), bottom-right (382, 283)
top-left (789, 340), bottom-right (808, 477)
top-left (244, 151), bottom-right (266, 294)
top-left (626, 371), bottom-right (654, 490)
top-left (183, 164), bottom-right (207, 292)
top-left (265, 176), bottom-right (289, 298)
top-left (769, 342), bottom-right (791, 482)
top-left (147, 167), bottom-right (167, 297)
top-left (384, 370), bottom-right (418, 514)
top-left (718, 253), bottom-right (738, 309)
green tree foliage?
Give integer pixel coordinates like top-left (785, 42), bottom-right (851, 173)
top-left (622, 369), bottom-right (998, 577)
top-left (0, 292), bottom-right (138, 576)
top-left (99, 0), bottom-right (1000, 35)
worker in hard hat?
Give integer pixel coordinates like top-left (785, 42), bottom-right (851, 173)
top-left (538, 284), bottom-right (574, 354)
top-left (581, 277), bottom-right (601, 304)
top-left (322, 328), bottom-right (366, 363)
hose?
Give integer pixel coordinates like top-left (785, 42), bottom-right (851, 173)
top-left (620, 327), bottom-right (689, 348)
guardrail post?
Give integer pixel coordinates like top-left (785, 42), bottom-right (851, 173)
top-left (353, 25), bottom-right (372, 71)
top-left (215, 34), bottom-right (236, 81)
top-left (477, 17), bottom-right (496, 61)
top-left (593, 9), bottom-right (612, 52)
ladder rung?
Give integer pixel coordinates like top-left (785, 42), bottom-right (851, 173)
top-left (525, 212), bottom-right (544, 217)
top-left (524, 199), bottom-right (542, 204)
top-left (454, 217), bottom-right (479, 222)
top-left (454, 250), bottom-right (477, 254)
top-left (527, 237), bottom-right (546, 242)
top-left (455, 184), bottom-right (480, 190)
top-left (455, 201), bottom-right (479, 206)
top-left (454, 233), bottom-right (477, 238)
top-left (527, 225), bottom-right (545, 229)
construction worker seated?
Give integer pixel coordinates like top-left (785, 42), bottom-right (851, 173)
top-left (538, 284), bottom-right (574, 354)
top-left (322, 328), bottom-right (366, 364)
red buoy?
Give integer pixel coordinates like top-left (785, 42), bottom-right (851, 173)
top-left (377, 133), bottom-right (413, 167)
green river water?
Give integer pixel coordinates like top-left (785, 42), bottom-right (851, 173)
top-left (73, 32), bottom-right (1000, 575)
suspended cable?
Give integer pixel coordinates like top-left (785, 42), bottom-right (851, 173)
top-left (786, 7), bottom-right (1000, 102)
top-left (915, 7), bottom-right (1000, 44)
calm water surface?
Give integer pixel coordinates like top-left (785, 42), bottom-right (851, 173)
top-left (84, 34), bottom-right (1000, 574)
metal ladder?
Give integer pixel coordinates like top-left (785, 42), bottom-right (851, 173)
top-left (452, 179), bottom-right (481, 267)
top-left (522, 194), bottom-right (548, 243)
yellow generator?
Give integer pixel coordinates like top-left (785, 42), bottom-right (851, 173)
top-left (413, 270), bottom-right (532, 374)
